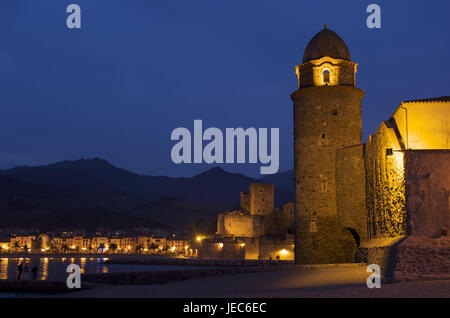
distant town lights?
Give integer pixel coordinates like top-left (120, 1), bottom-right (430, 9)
top-left (218, 243), bottom-right (224, 248)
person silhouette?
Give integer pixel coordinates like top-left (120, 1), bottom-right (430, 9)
top-left (17, 261), bottom-right (24, 280)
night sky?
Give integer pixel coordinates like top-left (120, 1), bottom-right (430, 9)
top-left (0, 0), bottom-right (448, 177)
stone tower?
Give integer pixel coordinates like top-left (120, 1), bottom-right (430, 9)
top-left (292, 26), bottom-right (365, 264)
top-left (240, 183), bottom-right (274, 215)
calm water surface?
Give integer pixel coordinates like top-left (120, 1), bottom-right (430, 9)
top-left (0, 257), bottom-right (203, 281)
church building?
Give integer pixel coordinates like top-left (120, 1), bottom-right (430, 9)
top-left (292, 26), bottom-right (450, 267)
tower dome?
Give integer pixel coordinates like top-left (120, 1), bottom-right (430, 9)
top-left (302, 25), bottom-right (351, 63)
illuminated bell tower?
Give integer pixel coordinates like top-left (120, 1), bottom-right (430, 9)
top-left (292, 26), bottom-right (364, 264)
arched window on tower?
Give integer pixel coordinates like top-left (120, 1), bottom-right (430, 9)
top-left (323, 69), bottom-right (330, 86)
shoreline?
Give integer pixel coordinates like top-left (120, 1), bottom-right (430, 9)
top-left (0, 253), bottom-right (170, 259)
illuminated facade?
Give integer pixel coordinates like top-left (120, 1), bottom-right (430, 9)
top-left (213, 183), bottom-right (295, 260)
top-left (364, 97), bottom-right (450, 239)
top-left (217, 183), bottom-right (274, 237)
top-left (293, 26), bottom-right (450, 265)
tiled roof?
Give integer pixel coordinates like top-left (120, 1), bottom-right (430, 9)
top-left (403, 96), bottom-right (450, 103)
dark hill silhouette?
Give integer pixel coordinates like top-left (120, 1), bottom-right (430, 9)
top-left (0, 175), bottom-right (164, 232)
top-left (1, 158), bottom-right (293, 207)
top-left (0, 167), bottom-right (144, 211)
top-left (129, 197), bottom-right (216, 231)
top-left (0, 158), bottom-right (294, 231)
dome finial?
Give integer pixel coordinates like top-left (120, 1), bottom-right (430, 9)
top-left (324, 24), bottom-right (327, 29)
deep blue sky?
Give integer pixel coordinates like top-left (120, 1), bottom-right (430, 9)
top-left (0, 0), bottom-right (448, 177)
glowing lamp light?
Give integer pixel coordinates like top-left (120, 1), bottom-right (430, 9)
top-left (279, 249), bottom-right (289, 256)
top-left (218, 243), bottom-right (224, 248)
top-left (240, 243), bottom-right (245, 247)
top-left (196, 236), bottom-right (202, 242)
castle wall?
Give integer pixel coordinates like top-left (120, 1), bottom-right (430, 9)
top-left (218, 211), bottom-right (263, 237)
top-left (405, 150), bottom-right (450, 236)
top-left (249, 183), bottom-right (274, 215)
top-left (243, 237), bottom-right (260, 260)
top-left (240, 192), bottom-right (250, 213)
top-left (282, 202), bottom-right (294, 225)
top-left (364, 121), bottom-right (407, 239)
top-left (258, 238), bottom-right (294, 260)
top-left (336, 144), bottom-right (367, 242)
top-left (217, 212), bottom-right (225, 234)
top-left (242, 237), bottom-right (294, 260)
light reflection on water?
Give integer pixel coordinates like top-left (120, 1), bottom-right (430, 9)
top-left (0, 257), bottom-right (114, 281)
top-left (0, 257), bottom-right (199, 282)
top-left (0, 258), bottom-right (8, 280)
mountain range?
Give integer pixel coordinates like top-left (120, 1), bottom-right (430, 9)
top-left (0, 158), bottom-right (293, 233)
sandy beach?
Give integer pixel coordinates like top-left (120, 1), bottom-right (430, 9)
top-left (58, 264), bottom-right (450, 298)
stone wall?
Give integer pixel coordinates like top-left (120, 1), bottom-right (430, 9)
top-left (243, 237), bottom-right (260, 260)
top-left (336, 144), bottom-right (367, 242)
top-left (292, 85), bottom-right (364, 264)
top-left (242, 237), bottom-right (294, 260)
top-left (356, 236), bottom-right (405, 282)
top-left (216, 213), bottom-right (225, 234)
top-left (258, 238), bottom-right (294, 260)
top-left (282, 202), bottom-right (294, 225)
top-left (249, 183), bottom-right (274, 215)
top-left (394, 236), bottom-right (450, 282)
top-left (405, 150), bottom-right (450, 236)
top-left (240, 192), bottom-right (250, 213)
top-left (364, 120), bottom-right (407, 239)
top-left (296, 215), bottom-right (358, 264)
top-left (216, 211), bottom-right (263, 237)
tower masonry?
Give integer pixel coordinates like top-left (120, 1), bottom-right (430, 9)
top-left (292, 26), bottom-right (365, 264)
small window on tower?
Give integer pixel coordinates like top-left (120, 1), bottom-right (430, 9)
top-left (323, 69), bottom-right (330, 85)
top-left (319, 133), bottom-right (327, 146)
